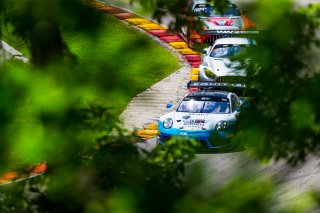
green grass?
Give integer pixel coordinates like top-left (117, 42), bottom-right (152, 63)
top-left (2, 13), bottom-right (180, 118)
top-left (64, 15), bottom-right (180, 116)
top-left (1, 1), bottom-right (180, 121)
top-left (0, 11), bottom-right (180, 168)
top-left (99, 0), bottom-right (152, 17)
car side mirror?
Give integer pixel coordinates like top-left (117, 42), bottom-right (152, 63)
top-left (202, 47), bottom-right (210, 54)
top-left (166, 103), bottom-right (174, 109)
top-left (235, 107), bottom-right (241, 112)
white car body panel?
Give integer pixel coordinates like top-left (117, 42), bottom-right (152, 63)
top-left (159, 111), bottom-right (236, 131)
top-left (207, 57), bottom-right (247, 76)
top-left (199, 37), bottom-right (256, 81)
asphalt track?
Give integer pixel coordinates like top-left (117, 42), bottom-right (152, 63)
top-left (98, 0), bottom-right (320, 210)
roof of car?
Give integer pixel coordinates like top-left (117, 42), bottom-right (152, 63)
top-left (192, 0), bottom-right (236, 7)
top-left (213, 37), bottom-right (256, 45)
top-left (187, 90), bottom-right (230, 98)
top-left (192, 0), bottom-right (208, 4)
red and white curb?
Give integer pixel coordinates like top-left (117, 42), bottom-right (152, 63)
top-left (91, 1), bottom-right (201, 81)
top-left (0, 163), bottom-right (46, 186)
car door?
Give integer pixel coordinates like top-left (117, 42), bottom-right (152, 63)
top-left (228, 94), bottom-right (240, 131)
top-left (231, 94), bottom-right (240, 118)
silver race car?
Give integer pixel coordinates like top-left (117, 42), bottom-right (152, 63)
top-left (199, 37), bottom-right (256, 83)
top-left (180, 0), bottom-right (256, 47)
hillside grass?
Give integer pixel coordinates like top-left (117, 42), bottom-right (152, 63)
top-left (1, 14), bottom-right (180, 118)
top-left (0, 10), bottom-right (180, 169)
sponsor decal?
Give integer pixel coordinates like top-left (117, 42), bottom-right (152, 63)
top-left (179, 132), bottom-right (188, 136)
top-left (183, 119), bottom-right (205, 126)
top-left (206, 30), bottom-right (260, 34)
top-left (188, 81), bottom-right (246, 88)
top-left (207, 18), bottom-right (234, 26)
top-left (189, 113), bottom-right (209, 116)
top-left (182, 115), bottom-right (191, 119)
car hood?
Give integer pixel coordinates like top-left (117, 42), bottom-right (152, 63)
top-left (201, 17), bottom-right (243, 30)
top-left (159, 111), bottom-right (234, 131)
top-left (207, 57), bottom-right (247, 76)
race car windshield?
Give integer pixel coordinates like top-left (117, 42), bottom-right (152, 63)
top-left (210, 46), bottom-right (246, 58)
top-left (177, 100), bottom-right (230, 114)
top-left (193, 5), bottom-right (213, 17)
top-left (193, 5), bottom-right (240, 17)
top-left (212, 7), bottom-right (241, 17)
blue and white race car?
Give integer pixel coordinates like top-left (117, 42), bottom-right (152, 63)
top-left (157, 84), bottom-right (243, 149)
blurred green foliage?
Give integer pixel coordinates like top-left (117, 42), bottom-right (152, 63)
top-left (235, 0), bottom-right (320, 164)
top-left (64, 15), bottom-right (180, 116)
top-left (0, 0), bottom-right (320, 212)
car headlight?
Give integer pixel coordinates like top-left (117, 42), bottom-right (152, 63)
top-left (163, 118), bottom-right (173, 129)
top-left (204, 68), bottom-right (215, 79)
top-left (215, 121), bottom-right (227, 131)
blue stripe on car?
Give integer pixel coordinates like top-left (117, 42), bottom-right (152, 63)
top-left (158, 121), bottom-right (233, 149)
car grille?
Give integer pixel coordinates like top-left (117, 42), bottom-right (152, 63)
top-left (204, 34), bottom-right (232, 45)
top-left (215, 76), bottom-right (247, 83)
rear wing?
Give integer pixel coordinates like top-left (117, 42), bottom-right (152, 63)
top-left (203, 30), bottom-right (260, 35)
top-left (200, 30), bottom-right (261, 45)
top-left (187, 81), bottom-right (249, 97)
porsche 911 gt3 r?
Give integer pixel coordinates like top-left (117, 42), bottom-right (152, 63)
top-left (180, 0), bottom-right (256, 47)
top-left (157, 90), bottom-right (241, 149)
top-left (199, 37), bottom-right (256, 82)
